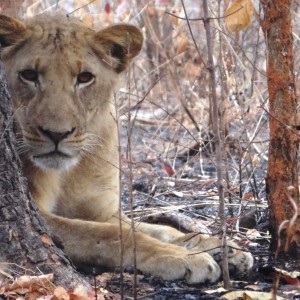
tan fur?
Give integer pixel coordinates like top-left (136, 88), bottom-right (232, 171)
top-left (0, 13), bottom-right (253, 283)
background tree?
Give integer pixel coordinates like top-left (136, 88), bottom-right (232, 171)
top-left (260, 0), bottom-right (300, 254)
top-left (0, 55), bottom-right (89, 288)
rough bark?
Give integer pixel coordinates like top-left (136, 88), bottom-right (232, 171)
top-left (0, 56), bottom-right (89, 288)
top-left (261, 1), bottom-right (300, 254)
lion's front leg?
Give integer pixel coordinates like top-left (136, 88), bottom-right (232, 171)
top-left (42, 212), bottom-right (221, 284)
top-left (133, 221), bottom-right (253, 274)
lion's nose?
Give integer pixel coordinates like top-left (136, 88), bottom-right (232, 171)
top-left (38, 127), bottom-right (76, 146)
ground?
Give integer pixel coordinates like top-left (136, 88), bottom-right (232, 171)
top-left (92, 166), bottom-right (300, 299)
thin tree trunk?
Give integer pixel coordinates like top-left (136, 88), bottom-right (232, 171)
top-left (260, 0), bottom-right (300, 254)
top-left (201, 0), bottom-right (230, 288)
top-left (0, 56), bottom-right (89, 288)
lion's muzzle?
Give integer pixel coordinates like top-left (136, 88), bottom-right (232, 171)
top-left (29, 127), bottom-right (81, 171)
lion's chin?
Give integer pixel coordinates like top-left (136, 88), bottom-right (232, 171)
top-left (31, 151), bottom-right (79, 171)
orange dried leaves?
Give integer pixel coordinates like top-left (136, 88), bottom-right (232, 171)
top-left (225, 0), bottom-right (256, 32)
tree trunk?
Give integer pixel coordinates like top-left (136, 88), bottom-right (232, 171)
top-left (261, 0), bottom-right (300, 254)
top-left (0, 56), bottom-right (89, 288)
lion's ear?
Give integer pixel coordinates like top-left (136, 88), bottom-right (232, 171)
top-left (93, 24), bottom-right (143, 73)
top-left (0, 15), bottom-right (26, 47)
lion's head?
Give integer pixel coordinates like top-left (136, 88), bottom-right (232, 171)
top-left (0, 13), bottom-right (143, 170)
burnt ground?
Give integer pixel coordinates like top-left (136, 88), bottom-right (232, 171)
top-left (83, 121), bottom-right (300, 300)
top-left (92, 229), bottom-right (300, 299)
top-left (85, 121), bottom-right (300, 299)
top-left (89, 168), bottom-right (300, 300)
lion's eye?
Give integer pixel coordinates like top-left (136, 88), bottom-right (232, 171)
top-left (19, 69), bottom-right (38, 82)
top-left (77, 72), bottom-right (94, 84)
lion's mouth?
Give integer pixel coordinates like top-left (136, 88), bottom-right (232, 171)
top-left (33, 150), bottom-right (72, 159)
top-left (32, 150), bottom-right (78, 171)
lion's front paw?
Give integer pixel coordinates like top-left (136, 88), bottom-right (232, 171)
top-left (141, 251), bottom-right (221, 284)
top-left (184, 252), bottom-right (221, 284)
top-left (173, 234), bottom-right (253, 275)
top-left (216, 240), bottom-right (254, 274)
top-left (200, 238), bottom-right (253, 274)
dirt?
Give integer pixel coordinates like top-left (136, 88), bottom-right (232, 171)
top-left (86, 119), bottom-right (298, 299)
top-left (81, 156), bottom-right (300, 299)
top-left (90, 241), bottom-right (300, 300)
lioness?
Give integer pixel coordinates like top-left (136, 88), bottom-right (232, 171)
top-left (0, 13), bottom-right (253, 284)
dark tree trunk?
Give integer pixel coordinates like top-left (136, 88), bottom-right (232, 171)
top-left (0, 56), bottom-right (89, 288)
top-left (261, 0), bottom-right (300, 255)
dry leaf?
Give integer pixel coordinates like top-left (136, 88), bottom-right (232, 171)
top-left (41, 234), bottom-right (52, 246)
top-left (69, 284), bottom-right (90, 300)
top-left (275, 268), bottom-right (300, 285)
top-left (221, 290), bottom-right (285, 300)
top-left (161, 161), bottom-right (176, 176)
top-left (206, 287), bottom-right (227, 294)
top-left (53, 286), bottom-right (69, 300)
top-left (170, 191), bottom-right (184, 198)
top-left (244, 284), bottom-right (262, 291)
top-left (172, 31), bottom-right (190, 54)
top-left (1, 274), bottom-right (53, 294)
top-left (104, 3), bottom-right (111, 14)
top-left (225, 0), bottom-right (256, 32)
top-left (246, 228), bottom-right (261, 239)
top-left (82, 15), bottom-right (93, 27)
top-left (0, 274), bottom-right (54, 300)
